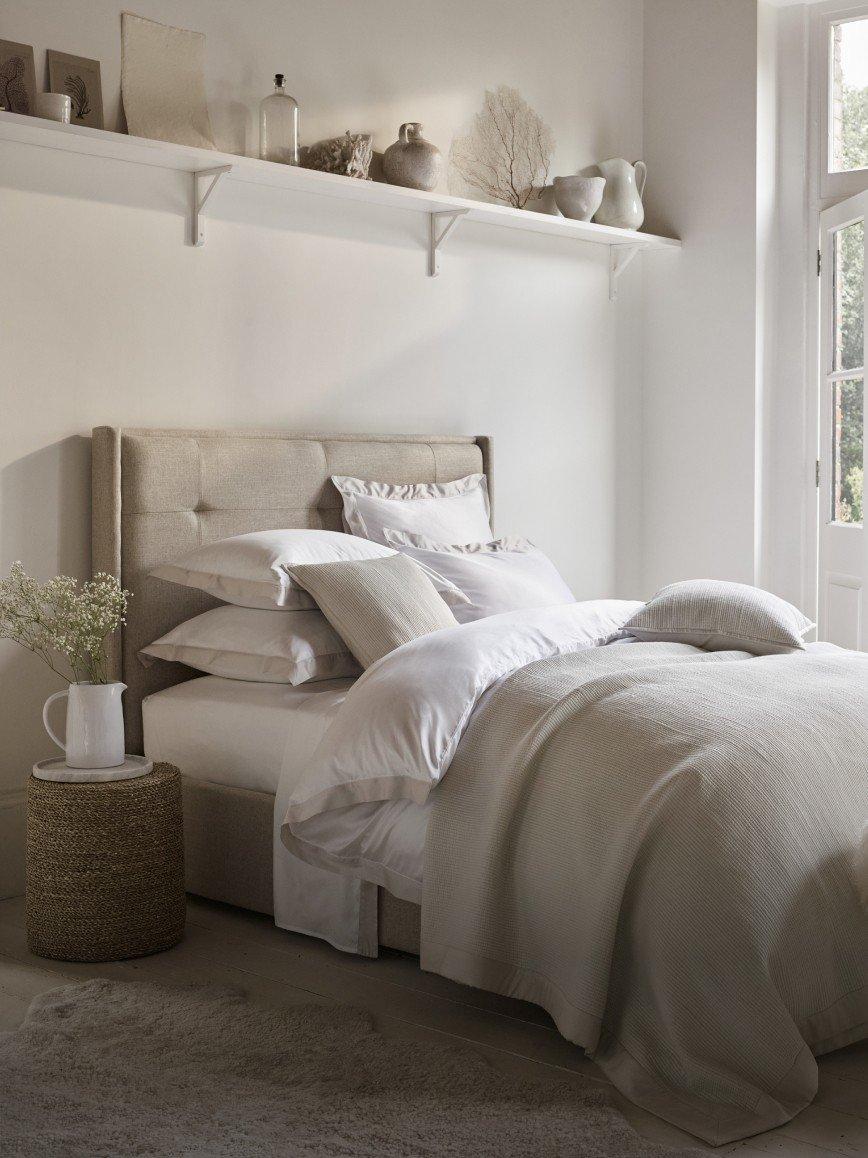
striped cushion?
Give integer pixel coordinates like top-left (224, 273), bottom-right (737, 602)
top-left (287, 554), bottom-right (457, 669)
top-left (623, 580), bottom-right (814, 656)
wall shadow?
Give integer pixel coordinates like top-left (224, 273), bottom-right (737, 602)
top-left (1, 435), bottom-right (92, 578)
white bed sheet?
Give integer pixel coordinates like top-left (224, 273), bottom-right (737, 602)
top-left (143, 675), bottom-right (430, 955)
top-left (142, 674), bottom-right (353, 794)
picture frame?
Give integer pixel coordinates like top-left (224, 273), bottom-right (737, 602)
top-left (0, 39), bottom-right (37, 116)
top-left (47, 49), bottom-right (103, 129)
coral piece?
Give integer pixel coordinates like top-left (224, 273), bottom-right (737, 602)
top-left (300, 131), bottom-right (373, 180)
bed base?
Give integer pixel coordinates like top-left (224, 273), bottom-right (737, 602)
top-left (181, 776), bottom-right (422, 955)
top-left (91, 428), bottom-right (485, 960)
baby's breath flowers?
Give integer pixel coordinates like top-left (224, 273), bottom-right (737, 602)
top-left (0, 562), bottom-right (130, 684)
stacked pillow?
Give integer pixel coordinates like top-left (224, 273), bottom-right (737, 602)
top-left (381, 531), bottom-right (575, 623)
top-left (145, 475), bottom-right (815, 684)
top-left (144, 471), bottom-right (577, 682)
top-left (141, 605), bottom-right (363, 684)
top-left (332, 473), bottom-right (575, 622)
top-left (331, 473), bottom-right (492, 546)
top-left (143, 522), bottom-right (465, 682)
top-left (149, 528), bottom-right (395, 611)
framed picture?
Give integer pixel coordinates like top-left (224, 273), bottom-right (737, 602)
top-left (47, 50), bottom-right (103, 129)
top-left (0, 39), bottom-right (37, 116)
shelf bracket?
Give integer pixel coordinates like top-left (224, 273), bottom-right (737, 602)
top-left (192, 165), bottom-right (233, 247)
top-left (428, 209), bottom-right (469, 277)
top-left (608, 244), bottom-right (642, 301)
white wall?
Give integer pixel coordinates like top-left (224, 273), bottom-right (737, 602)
top-left (0, 0), bottom-right (645, 894)
top-left (761, 4), bottom-right (814, 611)
top-left (642, 0), bottom-right (761, 593)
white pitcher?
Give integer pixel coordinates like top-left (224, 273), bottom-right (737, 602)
top-left (43, 682), bottom-right (126, 769)
top-left (594, 158), bottom-right (647, 230)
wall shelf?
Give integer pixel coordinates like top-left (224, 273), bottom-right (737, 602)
top-left (0, 111), bottom-right (680, 291)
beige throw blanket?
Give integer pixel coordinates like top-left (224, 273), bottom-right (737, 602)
top-left (422, 643), bottom-right (868, 1145)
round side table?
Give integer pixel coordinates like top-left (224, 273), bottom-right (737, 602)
top-left (26, 761), bottom-right (185, 962)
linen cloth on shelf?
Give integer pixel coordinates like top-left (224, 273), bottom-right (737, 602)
top-left (423, 641), bottom-right (868, 1145)
top-left (121, 13), bottom-right (215, 149)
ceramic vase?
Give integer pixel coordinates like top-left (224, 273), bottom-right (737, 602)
top-left (383, 123), bottom-right (442, 191)
top-left (594, 159), bottom-right (646, 230)
top-left (36, 93), bottom-right (72, 124)
top-left (553, 176), bottom-right (606, 221)
top-left (43, 682), bottom-right (126, 769)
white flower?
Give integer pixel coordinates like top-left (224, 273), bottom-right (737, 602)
top-left (0, 562), bottom-right (130, 684)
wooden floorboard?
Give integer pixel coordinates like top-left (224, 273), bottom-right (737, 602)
top-left (1, 895), bottom-right (865, 1158)
top-left (185, 894), bottom-right (557, 1028)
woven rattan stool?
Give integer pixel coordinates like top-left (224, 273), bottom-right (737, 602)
top-left (26, 762), bottom-right (185, 962)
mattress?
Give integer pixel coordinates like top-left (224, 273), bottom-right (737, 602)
top-left (142, 675), bottom-right (429, 903)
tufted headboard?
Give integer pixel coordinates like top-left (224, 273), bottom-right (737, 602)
top-left (91, 427), bottom-right (493, 753)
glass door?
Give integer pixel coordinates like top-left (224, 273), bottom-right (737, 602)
top-left (818, 191), bottom-right (867, 648)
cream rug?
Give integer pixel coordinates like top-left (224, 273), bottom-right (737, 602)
top-left (0, 980), bottom-right (699, 1157)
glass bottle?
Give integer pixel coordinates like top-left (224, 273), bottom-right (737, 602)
top-left (259, 74), bottom-right (299, 165)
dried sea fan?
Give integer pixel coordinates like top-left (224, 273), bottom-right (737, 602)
top-left (449, 86), bottom-right (554, 209)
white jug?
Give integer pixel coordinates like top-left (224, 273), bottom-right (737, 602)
top-left (43, 682), bottom-right (126, 769)
top-left (594, 158), bottom-right (647, 230)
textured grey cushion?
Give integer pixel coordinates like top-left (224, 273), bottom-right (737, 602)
top-left (287, 554), bottom-right (458, 669)
top-left (623, 579), bottom-right (814, 655)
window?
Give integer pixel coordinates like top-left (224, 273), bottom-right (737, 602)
top-left (830, 218), bottom-right (864, 525)
top-left (817, 5), bottom-right (868, 200)
top-left (829, 16), bottom-right (868, 174)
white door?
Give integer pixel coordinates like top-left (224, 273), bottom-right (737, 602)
top-left (818, 191), bottom-right (867, 649)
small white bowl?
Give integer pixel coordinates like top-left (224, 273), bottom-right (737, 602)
top-left (553, 176), bottom-right (606, 221)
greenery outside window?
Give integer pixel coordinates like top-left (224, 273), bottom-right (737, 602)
top-left (829, 16), bottom-right (868, 174)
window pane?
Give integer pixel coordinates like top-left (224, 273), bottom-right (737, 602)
top-left (833, 219), bottom-right (864, 372)
top-left (832, 377), bottom-right (863, 525)
top-left (830, 18), bottom-right (868, 173)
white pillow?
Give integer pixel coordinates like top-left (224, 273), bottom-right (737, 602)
top-left (383, 531), bottom-right (575, 623)
top-left (331, 473), bottom-right (492, 547)
top-left (150, 529), bottom-right (396, 611)
top-left (140, 606), bottom-right (361, 684)
top-left (622, 579), bottom-right (814, 655)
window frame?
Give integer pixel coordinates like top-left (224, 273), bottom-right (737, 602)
top-left (803, 1), bottom-right (868, 623)
top-left (814, 1), bottom-right (868, 202)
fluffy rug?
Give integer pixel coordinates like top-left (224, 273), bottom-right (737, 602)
top-left (0, 980), bottom-right (699, 1157)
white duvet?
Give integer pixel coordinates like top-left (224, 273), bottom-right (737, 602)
top-left (282, 602), bottom-right (867, 1143)
top-left (283, 601), bottom-right (641, 822)
top-left (279, 601), bottom-right (641, 953)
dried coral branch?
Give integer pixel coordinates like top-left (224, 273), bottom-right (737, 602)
top-left (449, 86), bottom-right (554, 209)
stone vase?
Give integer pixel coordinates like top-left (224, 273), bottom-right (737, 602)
top-left (383, 123), bottom-right (442, 191)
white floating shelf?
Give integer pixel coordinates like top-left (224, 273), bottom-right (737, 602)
top-left (0, 111), bottom-right (681, 293)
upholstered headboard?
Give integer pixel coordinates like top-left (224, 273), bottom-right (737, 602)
top-left (91, 427), bottom-right (493, 753)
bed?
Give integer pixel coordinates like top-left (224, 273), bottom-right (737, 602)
top-left (92, 426), bottom-right (491, 953)
top-left (93, 425), bottom-right (867, 1144)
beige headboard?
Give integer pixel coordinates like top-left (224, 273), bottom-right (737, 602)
top-left (91, 427), bottom-right (493, 753)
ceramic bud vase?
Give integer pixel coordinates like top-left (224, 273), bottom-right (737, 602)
top-left (594, 158), bottom-right (647, 230)
top-left (43, 682), bottom-right (126, 769)
top-left (383, 123), bottom-right (442, 191)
